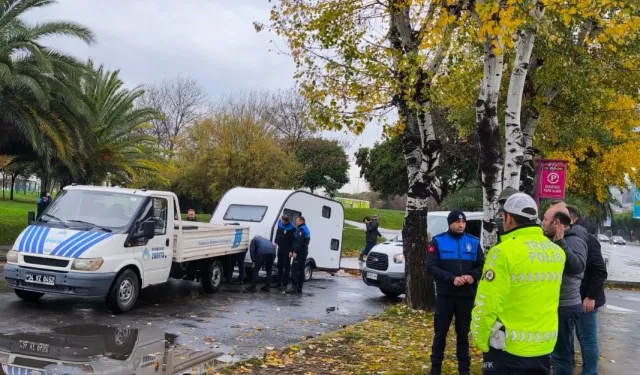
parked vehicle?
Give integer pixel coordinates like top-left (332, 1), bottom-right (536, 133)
top-left (0, 324), bottom-right (226, 374)
top-left (210, 187), bottom-right (344, 281)
top-left (597, 234), bottom-right (610, 243)
top-left (361, 211), bottom-right (483, 298)
top-left (4, 185), bottom-right (249, 313)
top-left (611, 236), bottom-right (626, 245)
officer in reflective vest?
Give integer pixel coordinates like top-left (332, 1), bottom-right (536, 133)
top-left (427, 209), bottom-right (485, 375)
top-left (471, 193), bottom-right (566, 374)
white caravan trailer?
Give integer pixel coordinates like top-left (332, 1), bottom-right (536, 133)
top-left (210, 188), bottom-right (344, 280)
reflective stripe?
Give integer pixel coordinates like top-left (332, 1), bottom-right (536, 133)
top-left (509, 272), bottom-right (562, 283)
top-left (508, 329), bottom-right (557, 343)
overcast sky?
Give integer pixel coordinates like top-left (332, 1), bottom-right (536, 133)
top-left (24, 0), bottom-right (386, 194)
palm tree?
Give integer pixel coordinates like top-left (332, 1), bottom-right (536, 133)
top-left (57, 61), bottom-right (162, 185)
top-left (0, 0), bottom-right (95, 164)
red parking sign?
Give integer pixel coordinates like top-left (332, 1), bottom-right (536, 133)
top-left (536, 159), bottom-right (568, 201)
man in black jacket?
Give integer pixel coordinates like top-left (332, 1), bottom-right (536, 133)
top-left (286, 216), bottom-right (311, 294)
top-left (274, 215), bottom-right (295, 290)
top-left (359, 216), bottom-right (382, 261)
top-left (426, 209), bottom-right (484, 375)
top-left (245, 235), bottom-right (276, 293)
top-left (567, 207), bottom-right (608, 375)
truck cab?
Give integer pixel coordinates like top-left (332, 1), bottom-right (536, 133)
top-left (361, 211), bottom-right (483, 298)
top-left (4, 185), bottom-right (248, 313)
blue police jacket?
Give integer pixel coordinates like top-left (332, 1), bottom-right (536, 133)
top-left (426, 231), bottom-right (485, 297)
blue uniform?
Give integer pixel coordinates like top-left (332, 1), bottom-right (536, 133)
top-left (427, 231), bottom-right (484, 297)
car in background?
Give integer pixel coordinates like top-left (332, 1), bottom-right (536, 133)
top-left (598, 234), bottom-right (610, 243)
top-left (611, 236), bottom-right (626, 245)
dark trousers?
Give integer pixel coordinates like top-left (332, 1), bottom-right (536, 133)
top-left (290, 251), bottom-right (308, 291)
top-left (552, 308), bottom-right (581, 375)
top-left (482, 347), bottom-right (551, 374)
top-left (360, 242), bottom-right (376, 257)
top-left (236, 251), bottom-right (247, 281)
top-left (276, 250), bottom-right (291, 287)
top-left (430, 294), bottom-right (474, 372)
top-left (251, 253), bottom-right (275, 289)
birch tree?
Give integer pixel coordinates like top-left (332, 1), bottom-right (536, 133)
top-left (264, 0), bottom-right (467, 310)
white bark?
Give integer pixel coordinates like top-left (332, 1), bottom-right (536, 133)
top-left (503, 28), bottom-right (537, 190)
top-left (476, 39), bottom-right (505, 248)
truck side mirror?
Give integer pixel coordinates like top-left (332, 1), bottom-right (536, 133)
top-left (141, 221), bottom-right (156, 240)
top-left (27, 211), bottom-right (35, 225)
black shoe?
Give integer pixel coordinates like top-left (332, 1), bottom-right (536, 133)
top-left (285, 286), bottom-right (298, 294)
top-left (358, 254), bottom-right (364, 262)
top-left (243, 287), bottom-right (257, 293)
top-left (260, 286), bottom-right (270, 292)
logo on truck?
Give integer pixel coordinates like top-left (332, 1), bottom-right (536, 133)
top-left (232, 229), bottom-right (243, 248)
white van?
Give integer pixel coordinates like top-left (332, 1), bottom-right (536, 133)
top-left (361, 211), bottom-right (483, 298)
top-left (4, 185), bottom-right (250, 313)
top-left (210, 187), bottom-right (344, 281)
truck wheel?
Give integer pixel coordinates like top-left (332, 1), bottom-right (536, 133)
top-left (380, 288), bottom-right (401, 298)
top-left (202, 260), bottom-right (223, 294)
top-left (15, 289), bottom-right (44, 302)
top-left (106, 269), bottom-right (139, 314)
top-left (304, 262), bottom-right (313, 282)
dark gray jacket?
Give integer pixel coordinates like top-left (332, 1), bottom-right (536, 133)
top-left (249, 236), bottom-right (276, 261)
top-left (366, 220), bottom-right (381, 244)
top-left (555, 225), bottom-right (588, 307)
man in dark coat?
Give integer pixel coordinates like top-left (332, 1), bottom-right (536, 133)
top-left (567, 207), bottom-right (608, 375)
top-left (286, 216), bottom-right (311, 294)
top-left (274, 215), bottom-right (295, 290)
top-left (245, 235), bottom-right (276, 293)
top-left (359, 216), bottom-right (382, 261)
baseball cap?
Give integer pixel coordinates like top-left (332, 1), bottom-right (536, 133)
top-left (497, 187), bottom-right (519, 204)
top-left (501, 193), bottom-right (538, 220)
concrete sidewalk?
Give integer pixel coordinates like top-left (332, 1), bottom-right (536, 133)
top-left (340, 257), bottom-right (363, 271)
top-left (344, 220), bottom-right (401, 240)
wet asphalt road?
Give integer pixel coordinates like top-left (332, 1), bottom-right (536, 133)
top-left (0, 271), bottom-right (396, 371)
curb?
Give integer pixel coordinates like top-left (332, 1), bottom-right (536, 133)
top-left (606, 280), bottom-right (640, 289)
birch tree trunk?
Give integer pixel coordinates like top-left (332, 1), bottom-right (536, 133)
top-left (388, 2), bottom-right (444, 311)
top-left (476, 39), bottom-right (504, 248)
top-left (504, 28), bottom-right (536, 190)
top-left (520, 111), bottom-right (540, 196)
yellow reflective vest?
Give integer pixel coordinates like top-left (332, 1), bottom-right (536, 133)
top-left (471, 225), bottom-right (566, 357)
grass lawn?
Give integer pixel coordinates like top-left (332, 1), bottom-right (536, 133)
top-left (341, 223), bottom-right (385, 258)
top-left (213, 304), bottom-right (483, 375)
top-left (344, 208), bottom-right (404, 230)
top-left (0, 193), bottom-right (40, 245)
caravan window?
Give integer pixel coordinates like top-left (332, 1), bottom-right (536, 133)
top-left (223, 204), bottom-right (268, 222)
top-left (322, 206), bottom-right (331, 219)
top-left (283, 209), bottom-right (302, 222)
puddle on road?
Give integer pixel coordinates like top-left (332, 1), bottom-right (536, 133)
top-left (0, 324), bottom-right (238, 374)
top-left (326, 306), bottom-right (350, 315)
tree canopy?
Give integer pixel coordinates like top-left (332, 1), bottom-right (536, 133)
top-left (296, 138), bottom-right (349, 196)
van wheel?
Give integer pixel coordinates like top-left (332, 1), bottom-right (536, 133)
top-left (15, 289), bottom-right (44, 302)
top-left (106, 269), bottom-right (139, 314)
top-left (380, 288), bottom-right (401, 298)
top-left (304, 262), bottom-right (313, 282)
top-left (202, 260), bottom-right (223, 293)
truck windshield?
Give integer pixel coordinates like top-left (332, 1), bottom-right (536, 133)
top-left (390, 216), bottom-right (449, 243)
top-left (40, 190), bottom-right (145, 230)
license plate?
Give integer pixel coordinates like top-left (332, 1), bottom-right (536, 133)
top-left (366, 272), bottom-right (378, 280)
top-left (19, 340), bottom-right (49, 354)
top-left (25, 273), bottom-right (55, 286)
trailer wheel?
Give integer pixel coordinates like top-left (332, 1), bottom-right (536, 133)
top-left (304, 261), bottom-right (314, 282)
top-left (106, 269), bottom-right (140, 314)
top-left (202, 260), bottom-right (223, 293)
top-left (15, 289), bottom-right (44, 302)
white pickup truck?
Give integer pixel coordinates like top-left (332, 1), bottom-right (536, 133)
top-left (3, 185), bottom-right (249, 313)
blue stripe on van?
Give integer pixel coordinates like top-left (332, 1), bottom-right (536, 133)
top-left (59, 232), bottom-right (100, 257)
top-left (36, 227), bottom-right (51, 254)
top-left (25, 226), bottom-right (43, 253)
top-left (50, 231), bottom-right (91, 257)
top-left (68, 232), bottom-right (113, 258)
top-left (17, 225), bottom-right (37, 252)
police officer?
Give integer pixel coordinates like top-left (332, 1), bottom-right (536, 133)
top-left (427, 209), bottom-right (485, 375)
top-left (286, 216), bottom-right (310, 294)
top-left (495, 187), bottom-right (518, 239)
top-left (274, 215), bottom-right (295, 290)
top-left (471, 193), bottom-right (566, 374)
